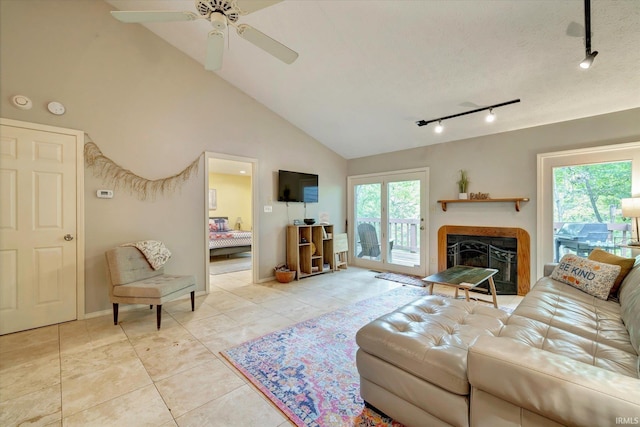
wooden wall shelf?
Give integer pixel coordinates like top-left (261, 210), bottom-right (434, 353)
top-left (437, 197), bottom-right (529, 212)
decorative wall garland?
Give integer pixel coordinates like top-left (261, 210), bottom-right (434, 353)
top-left (84, 139), bottom-right (202, 201)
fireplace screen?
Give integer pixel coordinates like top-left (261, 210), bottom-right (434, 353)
top-left (446, 234), bottom-right (517, 295)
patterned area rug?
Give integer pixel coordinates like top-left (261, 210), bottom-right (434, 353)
top-left (374, 272), bottom-right (425, 287)
top-left (220, 286), bottom-right (432, 426)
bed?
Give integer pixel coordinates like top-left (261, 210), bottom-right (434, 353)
top-left (209, 217), bottom-right (252, 257)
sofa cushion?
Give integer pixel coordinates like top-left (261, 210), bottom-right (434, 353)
top-left (618, 260), bottom-right (640, 356)
top-left (551, 254), bottom-right (620, 300)
top-left (355, 295), bottom-right (509, 395)
top-left (588, 248), bottom-right (636, 296)
top-left (112, 274), bottom-right (196, 298)
top-left (498, 314), bottom-right (638, 378)
top-left (513, 278), bottom-right (635, 354)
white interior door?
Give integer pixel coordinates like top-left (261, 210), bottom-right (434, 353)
top-left (348, 169), bottom-right (429, 276)
top-left (0, 120), bottom-right (83, 335)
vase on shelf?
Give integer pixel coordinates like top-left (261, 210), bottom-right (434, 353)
top-left (456, 170), bottom-right (469, 200)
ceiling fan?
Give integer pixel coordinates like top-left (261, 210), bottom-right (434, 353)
top-left (110, 0), bottom-right (298, 71)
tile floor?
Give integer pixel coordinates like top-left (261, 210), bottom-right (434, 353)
top-left (0, 267), bottom-right (523, 426)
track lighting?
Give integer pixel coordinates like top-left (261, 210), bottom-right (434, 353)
top-left (580, 50), bottom-right (598, 69)
top-left (579, 0), bottom-right (598, 70)
top-left (416, 99), bottom-right (520, 130)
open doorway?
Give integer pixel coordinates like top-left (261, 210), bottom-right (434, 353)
top-left (204, 153), bottom-right (258, 292)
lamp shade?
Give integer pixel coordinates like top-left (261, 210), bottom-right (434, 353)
top-left (621, 198), bottom-right (640, 217)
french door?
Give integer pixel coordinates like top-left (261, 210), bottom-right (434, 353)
top-left (348, 169), bottom-right (428, 276)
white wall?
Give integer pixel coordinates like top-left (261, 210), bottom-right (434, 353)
top-left (347, 108), bottom-right (640, 282)
top-left (0, 0), bottom-right (346, 314)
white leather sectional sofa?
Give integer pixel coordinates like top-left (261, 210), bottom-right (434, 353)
top-left (356, 258), bottom-right (640, 427)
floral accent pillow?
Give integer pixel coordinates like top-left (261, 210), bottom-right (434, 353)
top-left (122, 240), bottom-right (172, 270)
top-left (551, 254), bottom-right (621, 300)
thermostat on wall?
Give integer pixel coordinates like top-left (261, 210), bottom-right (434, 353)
top-left (96, 189), bottom-right (113, 199)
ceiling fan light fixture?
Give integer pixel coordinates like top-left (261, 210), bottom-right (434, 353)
top-left (485, 109), bottom-right (496, 123)
top-left (209, 11), bottom-right (227, 30)
top-left (108, 1), bottom-right (297, 72)
top-left (580, 50), bottom-right (598, 69)
top-left (434, 121), bottom-right (444, 134)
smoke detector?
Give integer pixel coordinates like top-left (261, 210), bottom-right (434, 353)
top-left (12, 95), bottom-right (33, 110)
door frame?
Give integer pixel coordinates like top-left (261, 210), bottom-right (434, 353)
top-left (0, 118), bottom-right (85, 321)
top-left (204, 152), bottom-right (258, 292)
top-left (537, 141), bottom-right (640, 278)
top-left (347, 167), bottom-right (429, 276)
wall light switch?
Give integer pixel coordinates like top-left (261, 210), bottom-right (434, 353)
top-left (264, 205), bottom-right (273, 213)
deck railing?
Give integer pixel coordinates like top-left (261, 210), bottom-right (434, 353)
top-left (356, 218), bottom-right (420, 253)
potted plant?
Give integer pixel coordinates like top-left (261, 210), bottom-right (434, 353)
top-left (274, 264), bottom-right (296, 283)
top-left (457, 170), bottom-right (469, 199)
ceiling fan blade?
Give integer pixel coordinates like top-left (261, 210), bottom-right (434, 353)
top-left (235, 0), bottom-right (283, 15)
top-left (205, 31), bottom-right (224, 71)
top-left (236, 24), bottom-right (298, 64)
top-left (110, 10), bottom-right (199, 23)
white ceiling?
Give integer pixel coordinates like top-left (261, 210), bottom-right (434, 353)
top-left (209, 158), bottom-right (252, 176)
top-left (106, 0), bottom-right (640, 159)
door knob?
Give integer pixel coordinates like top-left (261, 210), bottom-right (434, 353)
top-left (64, 234), bottom-right (74, 241)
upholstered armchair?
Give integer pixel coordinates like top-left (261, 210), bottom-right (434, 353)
top-left (105, 246), bottom-right (196, 329)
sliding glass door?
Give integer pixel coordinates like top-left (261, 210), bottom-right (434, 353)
top-left (348, 169), bottom-right (428, 276)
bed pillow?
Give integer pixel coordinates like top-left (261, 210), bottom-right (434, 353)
top-left (587, 248), bottom-right (636, 296)
top-left (214, 218), bottom-right (230, 231)
top-left (551, 254), bottom-right (621, 300)
top-left (209, 218), bottom-right (230, 232)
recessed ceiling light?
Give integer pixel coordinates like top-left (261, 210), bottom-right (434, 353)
top-left (239, 170), bottom-right (246, 174)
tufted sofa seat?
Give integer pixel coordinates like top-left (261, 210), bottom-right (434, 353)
top-left (356, 258), bottom-right (640, 427)
top-left (356, 296), bottom-right (510, 427)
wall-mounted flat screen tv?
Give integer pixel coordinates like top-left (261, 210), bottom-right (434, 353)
top-left (278, 170), bottom-right (318, 203)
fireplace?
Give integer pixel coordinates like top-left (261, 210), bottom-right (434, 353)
top-left (438, 225), bottom-right (530, 295)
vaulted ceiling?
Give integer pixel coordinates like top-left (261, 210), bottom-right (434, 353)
top-left (106, 0), bottom-right (640, 159)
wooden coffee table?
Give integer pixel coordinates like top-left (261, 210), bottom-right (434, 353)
top-left (422, 265), bottom-right (499, 308)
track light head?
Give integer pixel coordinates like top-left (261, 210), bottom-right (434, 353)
top-left (485, 109), bottom-right (496, 123)
top-left (434, 121), bottom-right (444, 134)
top-left (580, 50), bottom-right (598, 69)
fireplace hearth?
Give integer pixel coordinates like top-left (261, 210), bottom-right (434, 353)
top-left (438, 225), bottom-right (530, 295)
